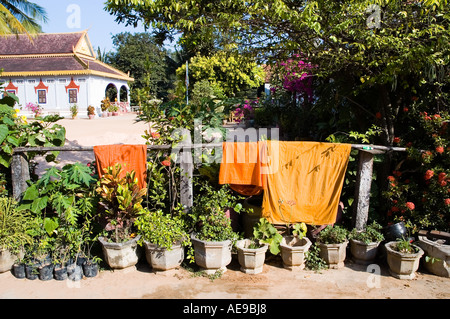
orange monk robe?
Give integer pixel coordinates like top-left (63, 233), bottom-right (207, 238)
top-left (93, 144), bottom-right (148, 189)
top-left (218, 142), bottom-right (268, 196)
top-left (261, 141), bottom-right (351, 226)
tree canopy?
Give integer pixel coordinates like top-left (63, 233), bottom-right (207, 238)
top-left (0, 0), bottom-right (47, 37)
top-left (106, 32), bottom-right (176, 100)
top-left (106, 0), bottom-right (449, 145)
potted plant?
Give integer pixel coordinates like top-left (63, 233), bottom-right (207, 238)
top-left (316, 225), bottom-right (349, 269)
top-left (135, 208), bottom-right (190, 271)
top-left (279, 222), bottom-right (312, 271)
top-left (275, 199), bottom-right (312, 270)
top-left (111, 104), bottom-right (119, 116)
top-left (101, 97), bottom-right (110, 117)
top-left (70, 104), bottom-right (78, 119)
top-left (417, 230), bottom-right (450, 278)
top-left (187, 183), bottom-right (239, 275)
top-left (0, 197), bottom-right (33, 274)
top-left (96, 164), bottom-right (147, 269)
top-left (385, 237), bottom-right (424, 279)
top-left (52, 244), bottom-right (70, 281)
top-left (348, 221), bottom-right (385, 265)
top-left (235, 217), bottom-right (285, 275)
top-left (87, 105), bottom-right (96, 119)
top-left (235, 238), bottom-right (268, 275)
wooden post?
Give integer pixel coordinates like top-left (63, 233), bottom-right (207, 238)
top-left (352, 149), bottom-right (379, 231)
top-left (11, 152), bottom-right (30, 200)
top-left (179, 132), bottom-right (194, 210)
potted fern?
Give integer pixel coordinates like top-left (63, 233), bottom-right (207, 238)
top-left (135, 208), bottom-right (190, 271)
top-left (316, 225), bottom-right (349, 269)
top-left (96, 164), bottom-right (147, 269)
top-left (349, 221), bottom-right (385, 265)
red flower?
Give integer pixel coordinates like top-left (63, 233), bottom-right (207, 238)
top-left (405, 202), bottom-right (415, 210)
top-left (445, 198), bottom-right (450, 206)
top-left (436, 146), bottom-right (444, 154)
top-left (424, 170), bottom-right (434, 180)
top-left (403, 107), bottom-right (409, 112)
top-left (393, 137), bottom-right (401, 144)
top-left (375, 112), bottom-right (382, 119)
top-left (438, 172), bottom-right (447, 182)
top-left (391, 206), bottom-right (400, 212)
top-left (440, 180), bottom-right (448, 187)
top-left (161, 157), bottom-right (171, 167)
top-left (387, 176), bottom-right (396, 182)
top-left (151, 131), bottom-right (160, 139)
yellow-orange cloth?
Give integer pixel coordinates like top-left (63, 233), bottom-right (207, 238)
top-left (219, 142), bottom-right (267, 196)
top-left (262, 141), bottom-right (351, 226)
top-left (93, 144), bottom-right (147, 189)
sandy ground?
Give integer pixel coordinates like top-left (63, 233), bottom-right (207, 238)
top-left (2, 113), bottom-right (450, 301)
top-left (35, 113), bottom-right (150, 175)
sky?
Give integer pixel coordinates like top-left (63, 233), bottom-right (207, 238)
top-left (34, 0), bottom-right (150, 52)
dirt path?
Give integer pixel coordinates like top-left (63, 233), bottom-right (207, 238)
top-left (1, 256), bottom-right (449, 299)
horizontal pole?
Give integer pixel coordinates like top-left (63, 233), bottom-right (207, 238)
top-left (12, 143), bottom-right (407, 154)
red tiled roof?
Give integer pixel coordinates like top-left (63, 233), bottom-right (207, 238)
top-left (0, 32), bottom-right (134, 81)
top-left (0, 56), bottom-right (85, 72)
top-left (0, 32), bottom-right (84, 55)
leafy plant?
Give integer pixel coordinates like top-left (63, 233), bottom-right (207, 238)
top-left (70, 104), bottom-right (78, 118)
top-left (87, 105), bottom-right (95, 116)
top-left (0, 197), bottom-right (34, 255)
top-left (349, 221), bottom-right (385, 244)
top-left (292, 223), bottom-right (308, 239)
top-left (19, 162), bottom-right (99, 262)
top-left (135, 208), bottom-right (190, 250)
top-left (317, 225), bottom-right (348, 245)
top-left (96, 163), bottom-right (147, 242)
top-left (253, 218), bottom-right (283, 255)
top-left (393, 237), bottom-right (417, 254)
top-left (184, 182), bottom-right (240, 243)
top-left (0, 93), bottom-right (65, 195)
top-left (305, 243), bottom-right (328, 272)
top-left (100, 97), bottom-right (111, 112)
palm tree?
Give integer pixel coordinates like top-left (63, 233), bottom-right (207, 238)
top-left (0, 0), bottom-right (48, 37)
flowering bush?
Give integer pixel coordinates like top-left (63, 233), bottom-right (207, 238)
top-left (25, 102), bottom-right (42, 116)
top-left (270, 54), bottom-right (315, 102)
top-left (233, 99), bottom-right (256, 123)
top-left (384, 103), bottom-right (449, 232)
